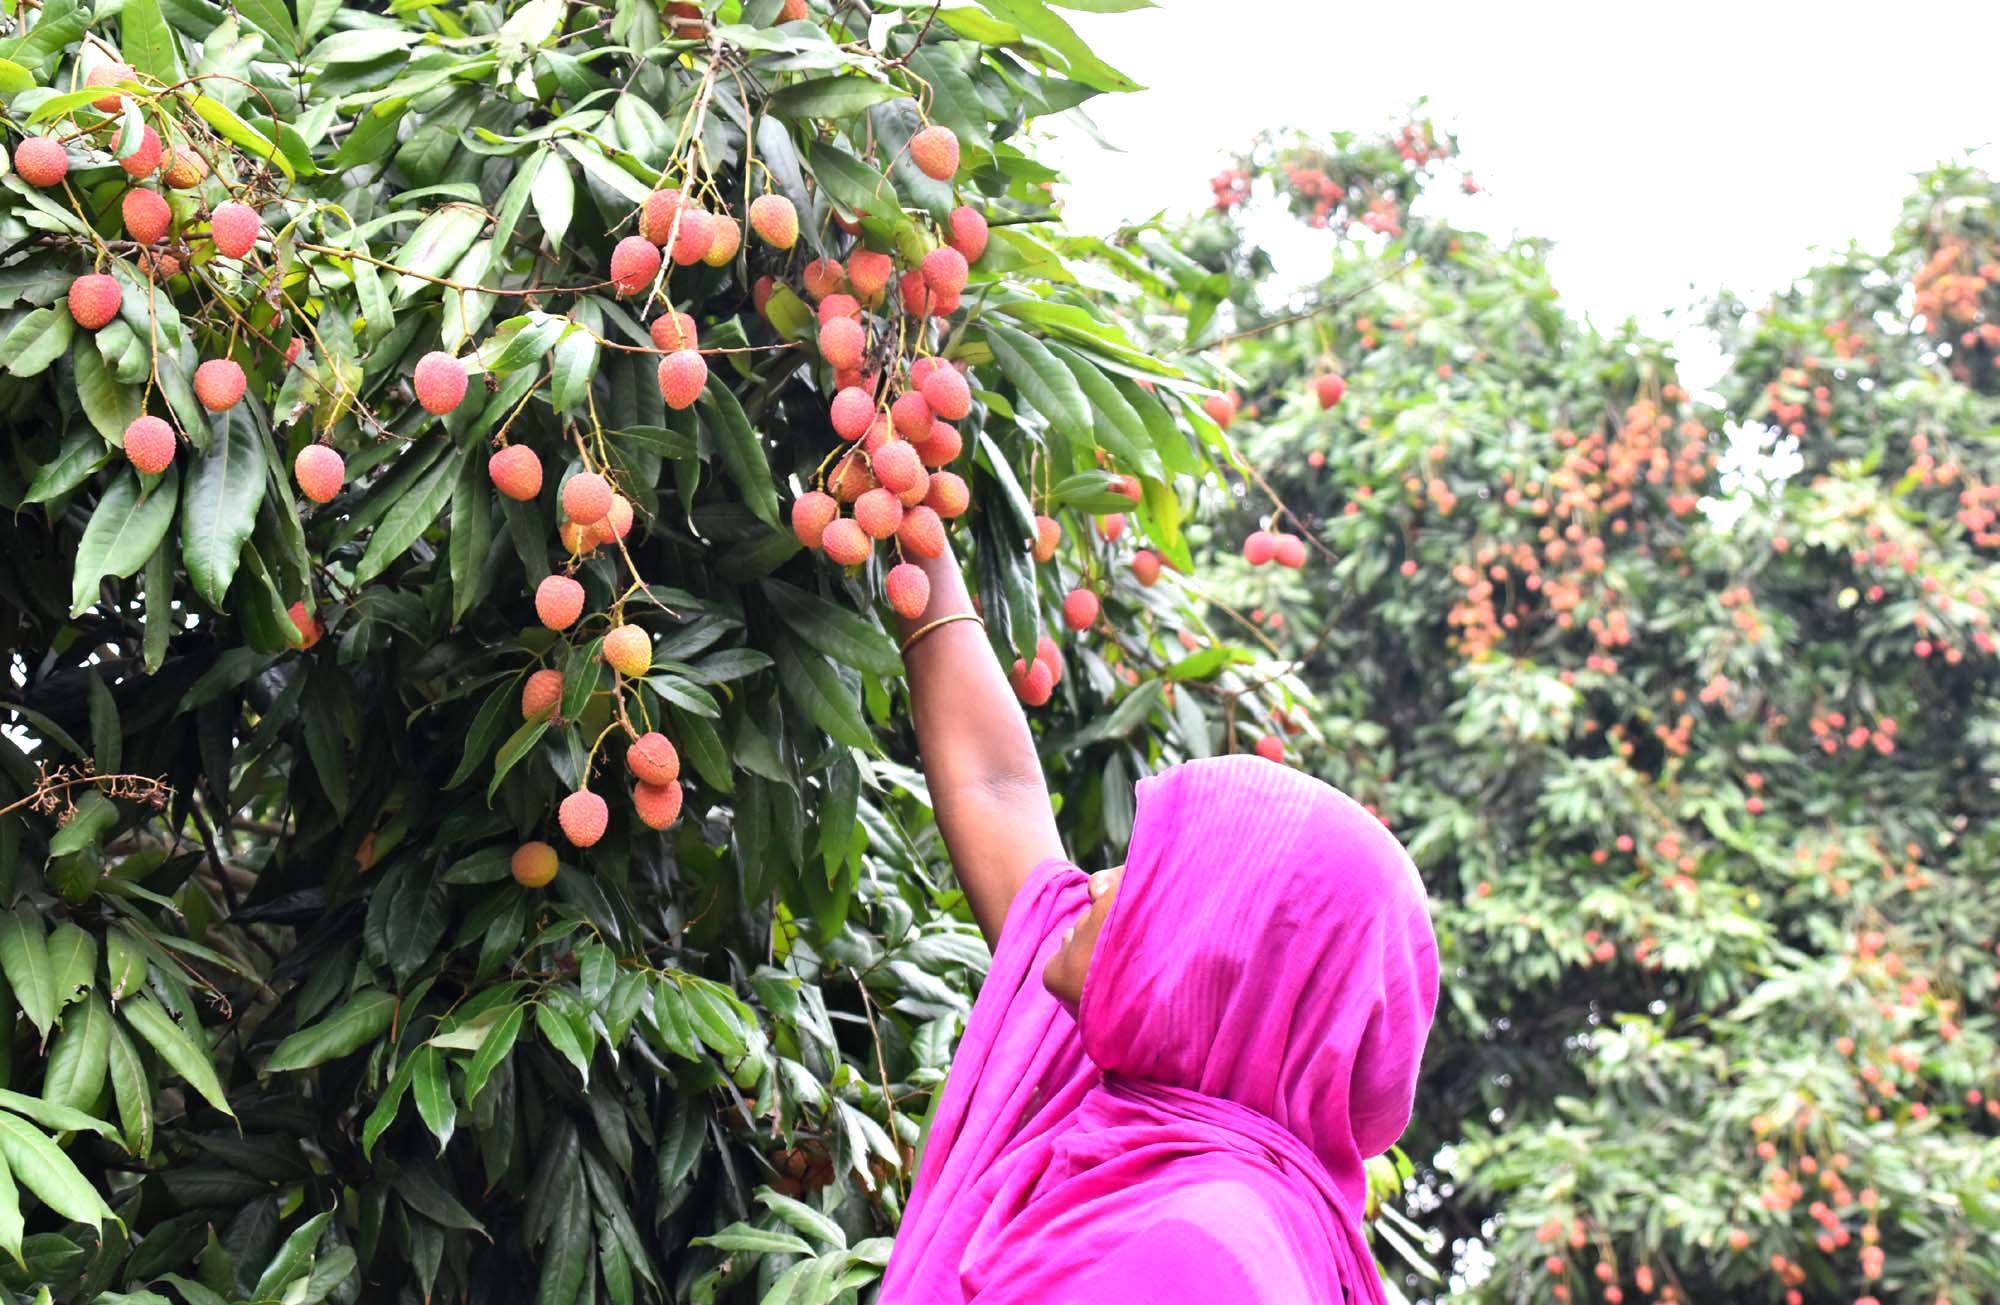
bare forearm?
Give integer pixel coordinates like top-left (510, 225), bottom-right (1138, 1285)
top-left (897, 543), bottom-right (1063, 943)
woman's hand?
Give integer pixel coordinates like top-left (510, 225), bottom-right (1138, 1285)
top-left (896, 541), bottom-right (1065, 945)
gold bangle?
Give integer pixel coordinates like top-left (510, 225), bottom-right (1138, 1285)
top-left (900, 612), bottom-right (984, 655)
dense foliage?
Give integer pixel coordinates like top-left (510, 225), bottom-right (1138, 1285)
top-left (1171, 131), bottom-right (2000, 1303)
top-left (0, 2), bottom-right (1294, 1302)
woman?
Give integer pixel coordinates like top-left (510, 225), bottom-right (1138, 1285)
top-left (880, 543), bottom-right (1440, 1304)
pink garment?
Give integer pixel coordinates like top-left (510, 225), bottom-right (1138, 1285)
top-left (881, 756), bottom-right (1439, 1305)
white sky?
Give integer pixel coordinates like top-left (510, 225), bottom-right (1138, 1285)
top-left (1041, 0), bottom-right (2000, 377)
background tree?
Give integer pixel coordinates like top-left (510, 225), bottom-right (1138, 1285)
top-left (1159, 126), bottom-right (2000, 1304)
top-left (0, 2), bottom-right (1287, 1302)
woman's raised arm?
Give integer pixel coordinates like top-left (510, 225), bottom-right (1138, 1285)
top-left (895, 542), bottom-right (1065, 946)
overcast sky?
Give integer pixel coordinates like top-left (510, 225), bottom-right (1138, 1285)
top-left (1040, 1), bottom-right (2000, 358)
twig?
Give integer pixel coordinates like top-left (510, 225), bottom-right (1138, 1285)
top-left (1178, 256), bottom-right (1420, 353)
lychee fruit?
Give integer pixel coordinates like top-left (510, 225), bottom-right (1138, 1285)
top-left (854, 487), bottom-right (903, 539)
top-left (1314, 373), bottom-right (1346, 408)
top-left (818, 316), bottom-right (865, 370)
top-left (828, 449), bottom-right (875, 503)
top-left (160, 144), bottom-right (206, 189)
top-left (140, 249), bottom-right (180, 281)
top-left (1203, 393), bottom-right (1236, 428)
top-left (792, 491), bottom-right (839, 549)
top-left (649, 311), bottom-right (698, 353)
top-left (1132, 550), bottom-right (1161, 586)
top-left (288, 601), bottom-right (322, 649)
top-left (658, 349), bottom-right (707, 409)
top-left (489, 444), bottom-right (543, 501)
top-left (885, 562), bottom-right (930, 619)
top-left (85, 63), bottom-right (137, 112)
top-left (210, 201), bottom-right (260, 258)
top-left (909, 125), bottom-right (960, 180)
top-left (122, 415), bottom-right (176, 474)
top-left (830, 387), bottom-right (875, 440)
top-left (563, 471), bottom-right (613, 525)
top-left (119, 126), bottom-right (163, 178)
top-left (916, 419), bottom-right (962, 468)
top-left (591, 494), bottom-right (634, 546)
top-left (779, 0), bottom-right (808, 19)
top-left (413, 351), bottom-right (468, 415)
top-left (609, 235), bottom-right (661, 295)
top-left (921, 246), bottom-right (968, 297)
top-left (559, 520), bottom-right (600, 556)
top-left (899, 269), bottom-right (937, 317)
top-left (638, 188), bottom-right (686, 243)
top-left (1254, 735), bottom-right (1284, 763)
top-left (1110, 474), bottom-right (1142, 502)
top-left (121, 189), bottom-right (171, 245)
top-left (558, 790), bottom-right (609, 848)
top-left (1036, 634), bottom-right (1064, 684)
top-left (891, 389), bottom-right (932, 439)
top-left (627, 731), bottom-right (680, 785)
top-left (1274, 534), bottom-right (1307, 568)
top-left (522, 668), bottom-right (564, 720)
top-left (1062, 588), bottom-right (1099, 631)
top-left (1242, 530), bottom-right (1279, 566)
top-left (899, 505), bottom-right (946, 559)
top-left (896, 470), bottom-right (932, 509)
top-left (511, 840), bottom-right (559, 887)
top-left (802, 258), bottom-right (845, 301)
top-left (193, 358), bottom-right (246, 411)
top-left (1009, 657), bottom-right (1053, 707)
top-left (924, 470), bottom-right (969, 518)
top-left (13, 137), bottom-right (68, 188)
top-left (702, 217), bottom-right (741, 267)
top-left (1096, 513), bottom-right (1126, 542)
top-left (68, 274), bottom-right (122, 330)
top-left (294, 444), bottom-right (344, 504)
top-left (602, 623), bottom-right (651, 677)
top-left (632, 781), bottom-right (683, 830)
top-left (920, 366), bottom-right (970, 421)
top-left (748, 194), bottom-right (798, 249)
top-left (753, 275), bottom-right (776, 317)
top-left (668, 207), bottom-right (715, 265)
top-left (535, 574), bottom-right (585, 630)
top-left (1033, 515), bottom-right (1062, 563)
top-left (861, 415), bottom-right (892, 454)
top-left (871, 439), bottom-right (924, 496)
top-left (948, 206), bottom-right (988, 263)
top-left (820, 517), bottom-right (870, 566)
top-left (817, 293), bottom-right (861, 324)
top-left (847, 249), bottom-right (893, 302)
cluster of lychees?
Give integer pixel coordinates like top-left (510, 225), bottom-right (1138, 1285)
top-left (773, 126), bottom-right (990, 622)
top-left (13, 63), bottom-right (280, 482)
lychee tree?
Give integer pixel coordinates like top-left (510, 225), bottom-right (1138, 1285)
top-left (0, 2), bottom-right (1272, 1301)
top-left (1164, 130), bottom-right (2000, 1303)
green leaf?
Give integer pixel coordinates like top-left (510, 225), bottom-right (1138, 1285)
top-left (0, 1145), bottom-right (21, 1267)
top-left (449, 450), bottom-right (493, 621)
top-left (460, 1004), bottom-right (523, 1107)
top-left (692, 1223), bottom-right (810, 1255)
top-left (0, 1089), bottom-right (116, 1139)
top-left (23, 428), bottom-right (110, 505)
top-left (698, 385), bottom-right (780, 527)
top-left (985, 323), bottom-right (1091, 439)
top-left (548, 316), bottom-right (597, 414)
top-left (46, 789), bottom-right (117, 858)
top-left (390, 205), bottom-right (487, 302)
top-left (766, 75), bottom-right (906, 119)
top-left (487, 713), bottom-right (551, 801)
top-left (2, 307), bottom-right (73, 378)
top-left (106, 1021), bottom-right (153, 1158)
top-left (41, 991), bottom-right (110, 1114)
top-left (0, 1110), bottom-right (113, 1229)
top-left (411, 1046), bottom-right (455, 1153)
top-left (530, 150), bottom-right (575, 252)
top-left (265, 988), bottom-right (397, 1072)
top-left (251, 1211), bottom-right (330, 1300)
top-left (0, 910), bottom-right (56, 1045)
top-left (233, 0), bottom-right (299, 53)
top-left (120, 995), bottom-right (235, 1120)
top-left (534, 1001), bottom-right (590, 1085)
top-left (69, 466), bottom-right (179, 618)
top-left (186, 93), bottom-right (294, 181)
top-left (380, 864), bottom-right (449, 985)
top-left (448, 682), bottom-right (513, 790)
top-left (1047, 343), bottom-right (1163, 477)
top-left (354, 443), bottom-right (458, 584)
top-left (763, 581), bottom-right (901, 676)
top-left (181, 414), bottom-right (267, 608)
top-left (975, 0), bottom-right (1142, 92)
top-left (774, 640), bottom-right (873, 751)
top-left (118, 0), bottom-right (183, 84)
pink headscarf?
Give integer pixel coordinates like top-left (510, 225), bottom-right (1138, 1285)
top-left (881, 756), bottom-right (1439, 1304)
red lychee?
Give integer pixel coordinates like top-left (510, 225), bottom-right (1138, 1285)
top-left (658, 349), bottom-right (707, 409)
top-left (909, 125), bottom-right (960, 180)
top-left (885, 562), bottom-right (930, 619)
top-left (558, 789), bottom-right (609, 848)
top-left (489, 444), bottom-right (543, 501)
top-left (210, 201), bottom-right (260, 258)
top-left (413, 351), bottom-right (468, 415)
top-left (535, 574), bottom-right (586, 630)
top-left (193, 358), bottom-right (246, 411)
top-left (123, 415), bottom-right (176, 475)
top-left (68, 274), bottom-right (122, 330)
top-left (294, 444), bottom-right (344, 504)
